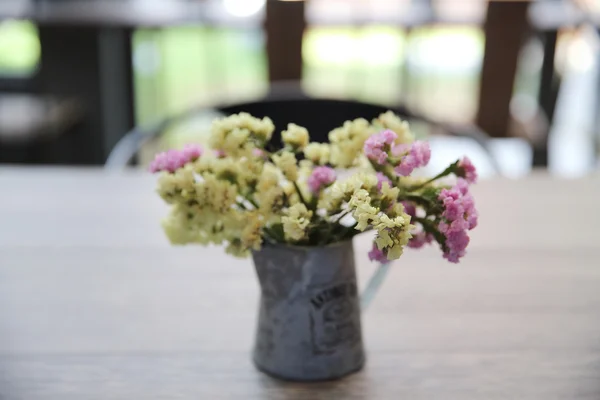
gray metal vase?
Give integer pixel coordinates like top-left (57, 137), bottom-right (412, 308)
top-left (251, 240), bottom-right (365, 381)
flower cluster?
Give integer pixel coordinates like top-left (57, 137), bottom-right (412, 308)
top-left (437, 178), bottom-right (478, 262)
top-left (151, 111), bottom-right (479, 263)
top-left (364, 129), bottom-right (397, 164)
top-left (149, 144), bottom-right (203, 173)
top-left (393, 141), bottom-right (431, 176)
top-left (307, 166), bottom-right (336, 194)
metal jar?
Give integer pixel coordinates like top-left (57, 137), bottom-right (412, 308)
top-left (251, 240), bottom-right (365, 381)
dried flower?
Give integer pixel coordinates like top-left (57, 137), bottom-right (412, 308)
top-left (393, 141), bottom-right (431, 176)
top-left (456, 157), bottom-right (477, 184)
top-left (151, 111), bottom-right (478, 264)
top-left (282, 203), bottom-right (313, 241)
top-left (368, 243), bottom-right (388, 263)
top-left (307, 166), bottom-right (336, 193)
top-left (149, 144), bottom-right (202, 174)
top-left (282, 123), bottom-right (310, 150)
top-left (303, 143), bottom-right (330, 165)
top-left (364, 129), bottom-right (397, 164)
top-left (376, 172), bottom-right (392, 190)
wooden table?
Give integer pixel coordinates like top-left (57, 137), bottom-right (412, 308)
top-left (0, 168), bottom-right (599, 399)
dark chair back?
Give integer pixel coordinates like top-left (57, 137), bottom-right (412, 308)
top-left (106, 84), bottom-right (499, 171)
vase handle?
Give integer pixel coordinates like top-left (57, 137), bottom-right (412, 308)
top-left (359, 262), bottom-right (391, 311)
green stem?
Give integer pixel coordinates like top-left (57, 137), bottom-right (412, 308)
top-left (292, 180), bottom-right (311, 210)
top-left (407, 161), bottom-right (458, 192)
top-left (399, 194), bottom-right (433, 208)
top-left (245, 195), bottom-right (259, 209)
top-left (266, 153), bottom-right (311, 210)
top-left (368, 158), bottom-right (398, 186)
top-left (319, 210), bottom-right (352, 245)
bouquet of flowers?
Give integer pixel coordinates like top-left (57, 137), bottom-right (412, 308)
top-left (150, 112), bottom-right (478, 263)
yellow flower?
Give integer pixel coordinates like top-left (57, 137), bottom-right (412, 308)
top-left (373, 111), bottom-right (414, 144)
top-left (238, 156), bottom-right (264, 190)
top-left (282, 123), bottom-right (310, 150)
top-left (209, 113), bottom-right (274, 155)
top-left (354, 203), bottom-right (379, 231)
top-left (372, 210), bottom-right (413, 261)
top-left (328, 118), bottom-right (375, 167)
top-left (225, 238), bottom-right (248, 258)
top-left (282, 203), bottom-right (313, 241)
top-left (161, 206), bottom-right (195, 245)
top-left (157, 168), bottom-right (196, 204)
top-left (201, 174), bottom-right (239, 213)
top-left (212, 157), bottom-right (240, 183)
top-left (272, 152), bottom-right (298, 182)
top-left (258, 187), bottom-right (285, 218)
top-left (348, 189), bottom-right (370, 208)
top-left (256, 163), bottom-right (280, 193)
top-left (385, 230), bottom-right (413, 260)
top-left (317, 173), bottom-right (377, 214)
top-left (241, 212), bottom-right (263, 250)
top-left (347, 173), bottom-right (378, 194)
top-left (303, 143), bottom-right (330, 165)
top-left (374, 214), bottom-right (407, 230)
top-left (282, 181), bottom-right (300, 205)
top-left (375, 229), bottom-right (394, 249)
top-left (318, 186), bottom-right (344, 212)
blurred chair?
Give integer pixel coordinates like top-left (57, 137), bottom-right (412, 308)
top-left (106, 83), bottom-right (500, 173)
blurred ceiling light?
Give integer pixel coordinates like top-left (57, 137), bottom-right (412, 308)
top-left (223, 0), bottom-right (265, 17)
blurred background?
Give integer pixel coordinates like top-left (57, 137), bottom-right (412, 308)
top-left (0, 0), bottom-right (599, 178)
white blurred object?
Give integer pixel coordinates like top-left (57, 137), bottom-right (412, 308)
top-left (223, 0), bottom-right (265, 17)
top-left (488, 138), bottom-right (533, 178)
top-left (548, 26), bottom-right (599, 177)
top-left (425, 136), bottom-right (533, 180)
top-left (425, 136), bottom-right (497, 179)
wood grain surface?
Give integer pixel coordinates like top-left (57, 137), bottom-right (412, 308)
top-left (0, 168), bottom-right (599, 399)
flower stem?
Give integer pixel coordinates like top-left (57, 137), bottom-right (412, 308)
top-left (399, 194), bottom-right (433, 208)
top-left (407, 161), bottom-right (458, 191)
top-left (267, 152), bottom-right (311, 210)
top-left (292, 180), bottom-right (311, 210)
top-left (368, 158), bottom-right (398, 186)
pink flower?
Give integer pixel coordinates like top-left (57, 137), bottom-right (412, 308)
top-left (376, 172), bottom-right (392, 190)
top-left (307, 166), bottom-right (336, 193)
top-left (408, 231), bottom-right (433, 249)
top-left (149, 144), bottom-right (204, 173)
top-left (182, 144), bottom-right (203, 161)
top-left (437, 180), bottom-right (478, 263)
top-left (393, 141), bottom-right (431, 176)
top-left (410, 141), bottom-right (431, 165)
top-left (394, 160), bottom-right (416, 177)
top-left (439, 186), bottom-right (477, 232)
top-left (368, 243), bottom-right (388, 263)
top-left (401, 201), bottom-right (416, 217)
top-left (149, 152), bottom-right (167, 173)
top-left (149, 149), bottom-right (187, 173)
top-left (252, 148), bottom-right (265, 158)
top-left (456, 157), bottom-right (477, 184)
top-left (364, 130), bottom-right (397, 165)
top-left (443, 230), bottom-right (470, 263)
top-left (455, 177), bottom-right (469, 195)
